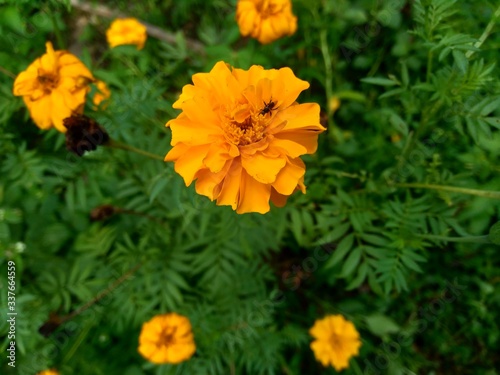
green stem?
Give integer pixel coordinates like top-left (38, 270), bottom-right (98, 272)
top-left (426, 50), bottom-right (433, 83)
top-left (417, 234), bottom-right (492, 244)
top-left (320, 29), bottom-right (334, 121)
top-left (62, 321), bottom-right (92, 364)
top-left (395, 183), bottom-right (500, 199)
top-left (465, 5), bottom-right (500, 58)
top-left (107, 139), bottom-right (164, 161)
top-left (50, 11), bottom-right (65, 49)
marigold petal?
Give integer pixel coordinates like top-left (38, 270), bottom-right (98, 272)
top-left (272, 103), bottom-right (323, 132)
top-left (174, 144), bottom-right (211, 186)
top-left (165, 343), bottom-right (196, 363)
top-left (311, 340), bottom-right (333, 367)
top-left (165, 143), bottom-right (190, 162)
top-left (24, 95), bottom-right (55, 130)
top-left (40, 41), bottom-right (57, 72)
top-left (172, 84), bottom-right (196, 109)
top-left (216, 160), bottom-right (242, 209)
top-left (272, 157), bottom-right (305, 195)
top-left (273, 130), bottom-right (323, 157)
top-left (204, 142), bottom-right (239, 173)
top-left (169, 113), bottom-right (221, 146)
top-left (276, 70), bottom-right (311, 109)
top-left (13, 70), bottom-right (37, 96)
top-left (58, 56), bottom-right (94, 80)
top-left (270, 188), bottom-right (289, 207)
top-left (241, 151), bottom-right (286, 184)
top-left (237, 8), bottom-right (258, 36)
top-left (237, 169), bottom-right (271, 214)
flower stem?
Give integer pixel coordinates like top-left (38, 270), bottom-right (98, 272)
top-left (320, 29), bottom-right (333, 122)
top-left (50, 11), bottom-right (66, 49)
top-left (465, 5), bottom-right (500, 58)
top-left (107, 139), bottom-right (165, 161)
top-left (0, 66), bottom-right (15, 79)
top-left (62, 263), bottom-right (142, 323)
top-left (394, 183), bottom-right (500, 199)
top-left (417, 233), bottom-right (492, 244)
top-left (319, 28), bottom-right (342, 142)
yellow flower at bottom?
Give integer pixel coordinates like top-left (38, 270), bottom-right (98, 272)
top-left (138, 313), bottom-right (196, 364)
top-left (106, 18), bottom-right (147, 50)
top-left (37, 369), bottom-right (60, 375)
top-left (236, 0), bottom-right (297, 44)
top-left (12, 41), bottom-right (94, 132)
top-left (165, 61), bottom-right (325, 214)
top-left (309, 315), bottom-right (362, 371)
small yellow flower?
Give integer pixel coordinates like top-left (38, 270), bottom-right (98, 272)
top-left (165, 61), bottom-right (325, 214)
top-left (106, 18), bottom-right (147, 50)
top-left (12, 41), bottom-right (94, 132)
top-left (309, 315), bottom-right (362, 371)
top-left (236, 0), bottom-right (297, 44)
top-left (93, 80), bottom-right (111, 109)
top-left (138, 313), bottom-right (196, 364)
top-left (37, 369), bottom-right (60, 375)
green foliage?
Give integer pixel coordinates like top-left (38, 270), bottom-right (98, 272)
top-left (1, 0), bottom-right (499, 374)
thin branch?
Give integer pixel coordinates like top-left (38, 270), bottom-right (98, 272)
top-left (68, 0), bottom-right (206, 55)
top-left (394, 183), bottom-right (500, 199)
top-left (466, 5), bottom-right (500, 58)
top-left (61, 263), bottom-right (142, 323)
top-left (0, 66), bottom-right (16, 79)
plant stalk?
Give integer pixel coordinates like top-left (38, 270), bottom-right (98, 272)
top-left (395, 183), bottom-right (500, 199)
top-left (107, 139), bottom-right (165, 161)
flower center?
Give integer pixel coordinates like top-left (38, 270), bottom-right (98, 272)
top-left (158, 326), bottom-right (177, 347)
top-left (329, 333), bottom-right (342, 351)
top-left (223, 104), bottom-right (271, 146)
top-left (37, 71), bottom-right (59, 92)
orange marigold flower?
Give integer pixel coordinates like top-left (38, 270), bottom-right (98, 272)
top-left (12, 41), bottom-right (94, 132)
top-left (165, 61), bottom-right (325, 214)
top-left (236, 0), bottom-right (297, 44)
top-left (138, 313), bottom-right (196, 364)
top-left (309, 315), bottom-right (362, 371)
top-left (37, 369), bottom-right (60, 375)
top-left (106, 18), bottom-right (147, 50)
top-left (93, 80), bottom-right (111, 109)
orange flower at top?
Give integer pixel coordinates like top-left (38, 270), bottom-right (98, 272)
top-left (309, 315), bottom-right (362, 371)
top-left (138, 313), bottom-right (196, 364)
top-left (36, 369), bottom-right (60, 375)
top-left (165, 61), bottom-right (325, 214)
top-left (236, 0), bottom-right (297, 44)
top-left (106, 18), bottom-right (147, 50)
top-left (13, 42), bottom-right (94, 132)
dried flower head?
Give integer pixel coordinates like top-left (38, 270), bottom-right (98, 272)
top-left (13, 42), bottom-right (94, 132)
top-left (236, 0), bottom-right (297, 44)
top-left (138, 313), bottom-right (196, 364)
top-left (165, 61), bottom-right (325, 214)
top-left (106, 18), bottom-right (147, 50)
top-left (309, 315), bottom-right (362, 371)
top-left (90, 204), bottom-right (117, 221)
top-left (63, 114), bottom-right (109, 156)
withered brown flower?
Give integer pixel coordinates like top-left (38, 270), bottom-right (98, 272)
top-left (63, 114), bottom-right (109, 156)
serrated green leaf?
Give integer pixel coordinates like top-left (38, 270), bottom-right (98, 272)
top-left (324, 233), bottom-right (354, 269)
top-left (340, 246), bottom-right (362, 277)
